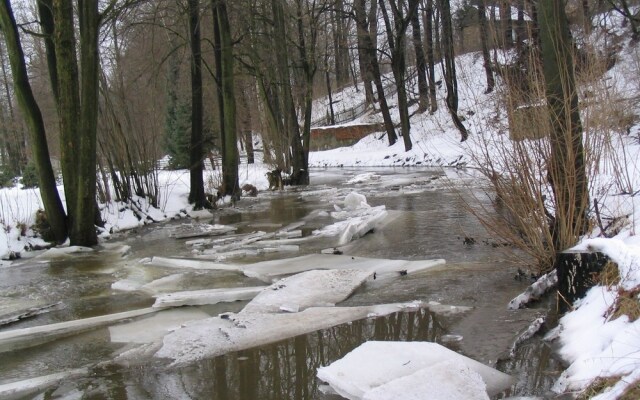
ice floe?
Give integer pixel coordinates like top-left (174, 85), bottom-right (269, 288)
top-left (507, 270), bottom-right (558, 310)
top-left (240, 254), bottom-right (446, 282)
top-left (241, 269), bottom-right (372, 313)
top-left (0, 308), bottom-right (156, 352)
top-left (154, 303), bottom-right (423, 366)
top-left (153, 286), bottom-right (266, 308)
top-left (363, 360), bottom-right (489, 400)
top-left (109, 308), bottom-right (210, 343)
top-left (148, 254), bottom-right (445, 283)
top-left (0, 368), bottom-right (89, 400)
top-left (317, 341), bottom-right (513, 400)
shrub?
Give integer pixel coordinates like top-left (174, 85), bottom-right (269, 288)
top-left (32, 209), bottom-right (55, 242)
top-left (21, 162), bottom-right (39, 188)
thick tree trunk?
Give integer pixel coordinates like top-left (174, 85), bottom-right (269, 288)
top-left (74, 0), bottom-right (99, 246)
top-left (188, 0), bottom-right (208, 208)
top-left (295, 0), bottom-right (313, 178)
top-left (538, 0), bottom-right (589, 251)
top-left (0, 0), bottom-right (68, 243)
top-left (53, 0), bottom-right (81, 226)
top-left (215, 1), bottom-right (240, 199)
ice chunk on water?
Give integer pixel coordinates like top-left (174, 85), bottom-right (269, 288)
top-left (343, 192), bottom-right (369, 210)
top-left (155, 303), bottom-right (420, 366)
top-left (242, 254), bottom-right (445, 282)
top-left (153, 286), bottom-right (266, 308)
top-left (0, 308), bottom-right (157, 352)
top-left (363, 360), bottom-right (489, 400)
top-left (36, 246), bottom-right (94, 259)
top-left (0, 368), bottom-right (88, 400)
top-left (109, 308), bottom-right (210, 343)
top-left (241, 269), bottom-right (372, 314)
top-left (316, 341), bottom-right (513, 399)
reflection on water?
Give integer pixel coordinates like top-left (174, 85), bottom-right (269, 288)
top-left (91, 310), bottom-right (445, 400)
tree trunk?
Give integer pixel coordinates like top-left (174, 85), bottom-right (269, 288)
top-left (188, 0), bottom-right (208, 208)
top-left (379, 0), bottom-right (416, 151)
top-left (424, 0), bottom-right (438, 113)
top-left (354, 0), bottom-right (397, 146)
top-left (215, 0), bottom-right (240, 199)
top-left (295, 0), bottom-right (314, 179)
top-left (501, 0), bottom-right (513, 48)
top-left (74, 0), bottom-right (99, 246)
top-left (478, 1), bottom-right (495, 93)
top-left (333, 0), bottom-right (350, 88)
top-left (439, 0), bottom-right (468, 141)
top-left (53, 0), bottom-right (81, 229)
top-left (354, 0), bottom-right (375, 105)
top-left (538, 0), bottom-right (589, 251)
top-left (0, 0), bottom-right (68, 243)
top-left (409, 0), bottom-right (429, 113)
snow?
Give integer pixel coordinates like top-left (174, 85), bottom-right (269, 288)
top-left (317, 341), bottom-right (512, 400)
top-left (0, 6), bottom-right (638, 398)
top-left (507, 270), bottom-right (558, 310)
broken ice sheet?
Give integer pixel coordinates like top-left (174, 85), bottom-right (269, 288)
top-left (109, 308), bottom-right (210, 344)
top-left (363, 360), bottom-right (490, 400)
top-left (154, 303), bottom-right (421, 366)
top-left (241, 269), bottom-right (372, 314)
top-left (241, 254), bottom-right (446, 282)
top-left (317, 341), bottom-right (513, 400)
top-left (153, 286), bottom-right (266, 308)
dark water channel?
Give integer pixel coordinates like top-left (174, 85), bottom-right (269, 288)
top-left (0, 167), bottom-right (563, 399)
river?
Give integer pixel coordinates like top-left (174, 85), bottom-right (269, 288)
top-left (0, 167), bottom-right (563, 399)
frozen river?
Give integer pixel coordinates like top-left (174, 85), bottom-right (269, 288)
top-left (0, 167), bottom-right (562, 399)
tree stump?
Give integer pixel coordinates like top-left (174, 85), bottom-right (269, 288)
top-left (555, 250), bottom-right (608, 310)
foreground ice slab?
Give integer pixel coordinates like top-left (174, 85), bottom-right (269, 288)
top-left (155, 303), bottom-right (423, 366)
top-left (317, 341), bottom-right (513, 400)
top-left (241, 269), bottom-right (372, 313)
top-left (0, 308), bottom-right (156, 352)
top-left (363, 360), bottom-right (489, 400)
top-left (153, 286), bottom-right (266, 308)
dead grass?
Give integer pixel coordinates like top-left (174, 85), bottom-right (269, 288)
top-left (579, 377), bottom-right (621, 399)
top-left (580, 376), bottom-right (640, 400)
top-left (611, 287), bottom-right (640, 322)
